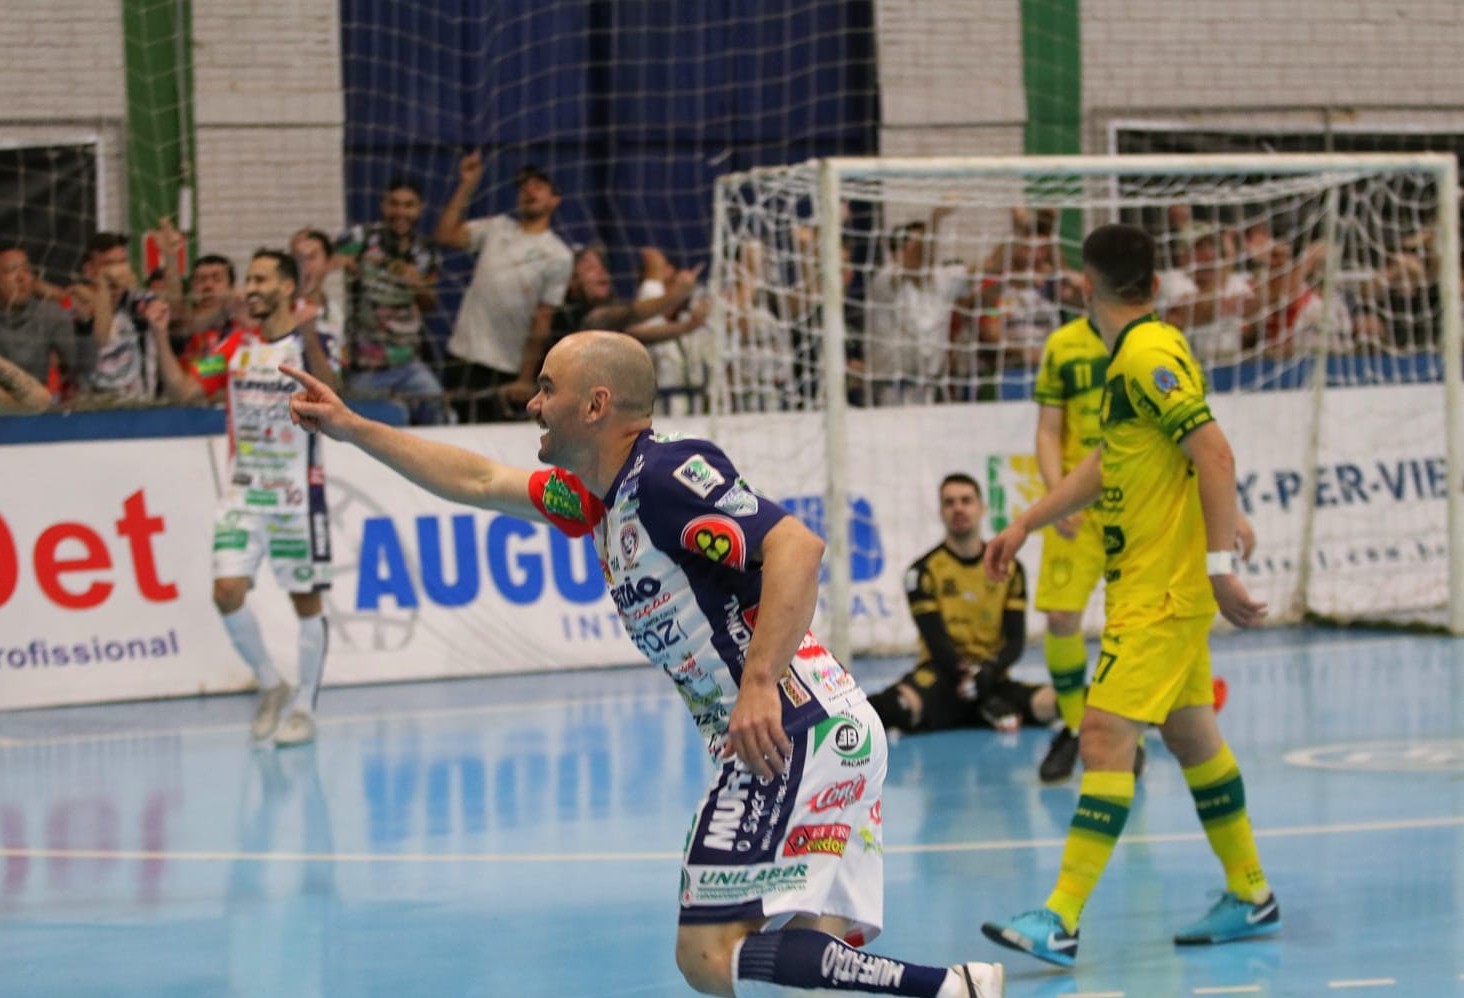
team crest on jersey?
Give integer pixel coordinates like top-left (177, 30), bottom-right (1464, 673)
top-left (680, 515), bottom-right (747, 568)
top-left (673, 455), bottom-right (726, 497)
top-left (714, 484), bottom-right (760, 517)
top-left (619, 523), bottom-right (640, 563)
top-left (541, 472), bottom-right (586, 521)
top-left (1152, 365), bottom-right (1180, 396)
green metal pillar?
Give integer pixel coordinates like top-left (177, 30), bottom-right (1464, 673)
top-left (1020, 0), bottom-right (1083, 261)
top-left (122, 0), bottom-right (197, 268)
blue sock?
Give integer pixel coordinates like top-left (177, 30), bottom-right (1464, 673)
top-left (734, 929), bottom-right (948, 996)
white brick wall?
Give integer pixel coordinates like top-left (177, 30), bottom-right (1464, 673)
top-left (875, 0), bottom-right (1026, 142)
top-left (192, 0), bottom-right (344, 269)
top-left (0, 1), bottom-right (128, 236)
top-left (0, 0), bottom-right (344, 271)
top-left (876, 0), bottom-right (1464, 156)
top-left (1084, 0), bottom-right (1464, 115)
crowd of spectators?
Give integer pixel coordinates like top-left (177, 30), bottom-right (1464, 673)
top-left (0, 157), bottom-right (715, 423)
top-left (2, 174), bottom-right (1454, 421)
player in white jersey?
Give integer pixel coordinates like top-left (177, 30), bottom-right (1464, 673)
top-left (156, 250), bottom-right (340, 747)
top-left (282, 331), bottom-right (1004, 997)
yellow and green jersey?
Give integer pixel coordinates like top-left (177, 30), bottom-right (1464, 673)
top-left (1096, 314), bottom-right (1218, 621)
top-left (1033, 316), bottom-right (1107, 474)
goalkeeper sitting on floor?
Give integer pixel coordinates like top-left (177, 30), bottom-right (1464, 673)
top-left (869, 473), bottom-right (1059, 735)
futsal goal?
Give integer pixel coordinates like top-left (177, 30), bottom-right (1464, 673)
top-left (710, 154), bottom-right (1463, 659)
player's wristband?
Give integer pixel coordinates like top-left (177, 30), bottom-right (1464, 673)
top-left (1206, 550), bottom-right (1239, 577)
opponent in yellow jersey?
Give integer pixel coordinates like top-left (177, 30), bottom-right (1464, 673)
top-left (1095, 316), bottom-right (1217, 622)
top-left (1031, 316), bottom-right (1109, 780)
top-left (980, 223), bottom-right (1277, 970)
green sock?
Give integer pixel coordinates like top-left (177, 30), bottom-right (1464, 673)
top-left (1045, 631), bottom-right (1088, 733)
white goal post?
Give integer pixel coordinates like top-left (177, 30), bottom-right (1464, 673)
top-left (711, 154), bottom-right (1463, 660)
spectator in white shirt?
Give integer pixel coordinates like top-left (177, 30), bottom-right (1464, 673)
top-left (435, 153), bottom-right (573, 422)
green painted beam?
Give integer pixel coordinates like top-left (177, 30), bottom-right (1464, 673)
top-left (122, 0), bottom-right (197, 269)
top-left (1021, 0), bottom-right (1083, 262)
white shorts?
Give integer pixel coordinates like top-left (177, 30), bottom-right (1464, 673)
top-left (679, 699), bottom-right (886, 946)
top-left (212, 506), bottom-right (331, 593)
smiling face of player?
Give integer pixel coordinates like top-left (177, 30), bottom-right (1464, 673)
top-left (939, 480), bottom-right (984, 545)
top-left (243, 255), bottom-right (296, 328)
top-left (528, 341), bottom-right (592, 469)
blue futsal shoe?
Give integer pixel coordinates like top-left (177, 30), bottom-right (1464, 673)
top-left (980, 908), bottom-right (1078, 968)
top-left (1173, 891), bottom-right (1280, 945)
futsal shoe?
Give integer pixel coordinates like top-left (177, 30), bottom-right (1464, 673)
top-left (952, 960), bottom-right (1005, 996)
top-left (251, 684), bottom-right (293, 741)
top-left (1038, 727), bottom-right (1079, 782)
top-left (1173, 891), bottom-right (1280, 945)
top-left (273, 710), bottom-right (317, 747)
top-left (980, 908), bottom-right (1078, 968)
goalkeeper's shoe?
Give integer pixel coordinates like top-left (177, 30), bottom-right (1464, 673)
top-left (1039, 727), bottom-right (1080, 782)
top-left (981, 908), bottom-right (1078, 968)
top-left (250, 684), bottom-right (292, 741)
top-left (273, 710), bottom-right (317, 748)
top-left (1173, 891), bottom-right (1280, 945)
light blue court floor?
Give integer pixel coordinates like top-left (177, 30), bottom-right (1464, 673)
top-left (2, 627), bottom-right (1462, 997)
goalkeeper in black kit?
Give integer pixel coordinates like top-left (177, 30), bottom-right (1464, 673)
top-left (869, 473), bottom-right (1060, 735)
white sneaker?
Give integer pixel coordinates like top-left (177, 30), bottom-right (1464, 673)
top-left (250, 684), bottom-right (293, 741)
top-left (273, 710), bottom-right (317, 747)
top-left (954, 961), bottom-right (1004, 998)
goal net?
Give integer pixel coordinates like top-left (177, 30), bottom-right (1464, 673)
top-left (712, 154), bottom-right (1463, 659)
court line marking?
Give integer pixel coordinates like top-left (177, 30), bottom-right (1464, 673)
top-left (2, 813), bottom-right (1459, 865)
top-left (1328, 980), bottom-right (1396, 989)
top-left (1194, 987), bottom-right (1263, 995)
top-left (1070, 992), bottom-right (1126, 998)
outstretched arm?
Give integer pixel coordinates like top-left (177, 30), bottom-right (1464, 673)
top-left (283, 363), bottom-right (541, 519)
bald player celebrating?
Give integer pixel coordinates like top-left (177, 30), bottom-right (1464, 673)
top-left (282, 331), bottom-right (1004, 997)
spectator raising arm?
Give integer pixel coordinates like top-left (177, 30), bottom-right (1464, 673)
top-left (435, 150), bottom-right (483, 251)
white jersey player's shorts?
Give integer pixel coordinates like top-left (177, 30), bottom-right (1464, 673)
top-left (679, 699), bottom-right (886, 946)
top-left (212, 507), bottom-right (332, 593)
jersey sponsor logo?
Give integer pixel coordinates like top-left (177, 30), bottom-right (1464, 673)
top-left (540, 472), bottom-right (587, 522)
top-left (680, 515), bottom-right (747, 568)
top-left (619, 523), bottom-right (640, 564)
top-left (714, 484), bottom-right (760, 517)
top-left (609, 575), bottom-right (663, 612)
top-left (808, 660), bottom-right (856, 696)
top-left (814, 716), bottom-right (873, 766)
top-left (1152, 365), bottom-right (1180, 396)
top-left (703, 769), bottom-right (756, 851)
top-left (807, 774), bottom-right (866, 813)
top-left (782, 823), bottom-right (850, 857)
top-left (672, 454), bottom-right (726, 497)
top-left (1102, 525), bottom-right (1126, 555)
top-left (779, 670), bottom-right (812, 707)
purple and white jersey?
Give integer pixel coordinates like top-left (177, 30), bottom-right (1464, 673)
top-left (529, 430), bottom-right (866, 756)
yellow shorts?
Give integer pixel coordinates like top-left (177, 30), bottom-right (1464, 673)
top-left (1086, 611), bottom-right (1215, 725)
top-left (1034, 515), bottom-right (1106, 613)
